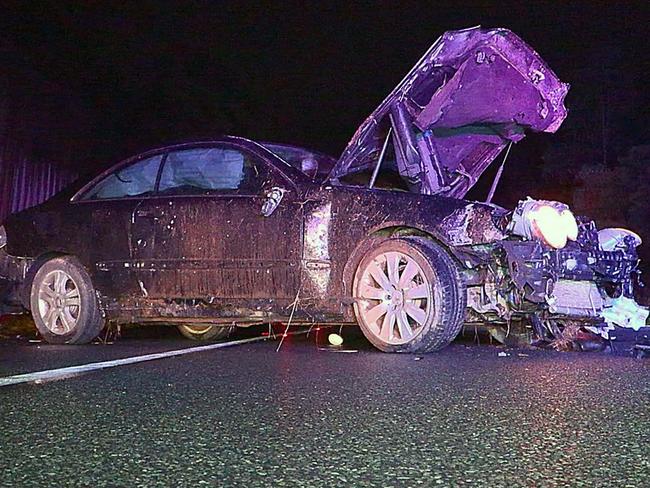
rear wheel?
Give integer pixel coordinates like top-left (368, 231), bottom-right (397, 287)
top-left (30, 256), bottom-right (105, 344)
top-left (177, 324), bottom-right (234, 341)
top-left (352, 237), bottom-right (466, 353)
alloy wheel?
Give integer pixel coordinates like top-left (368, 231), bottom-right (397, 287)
top-left (37, 270), bottom-right (81, 335)
top-left (355, 251), bottom-right (432, 345)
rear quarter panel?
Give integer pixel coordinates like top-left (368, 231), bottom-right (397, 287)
top-left (5, 200), bottom-right (94, 261)
top-left (3, 197), bottom-right (138, 303)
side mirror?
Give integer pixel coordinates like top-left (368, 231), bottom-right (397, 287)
top-left (261, 187), bottom-right (287, 217)
top-left (301, 157), bottom-right (319, 179)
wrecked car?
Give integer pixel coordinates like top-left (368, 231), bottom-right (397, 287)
top-left (0, 26), bottom-right (646, 351)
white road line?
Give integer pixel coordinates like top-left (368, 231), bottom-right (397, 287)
top-left (0, 331), bottom-right (306, 388)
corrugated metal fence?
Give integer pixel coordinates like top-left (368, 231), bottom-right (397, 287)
top-left (0, 73), bottom-right (77, 223)
top-left (0, 153), bottom-right (77, 223)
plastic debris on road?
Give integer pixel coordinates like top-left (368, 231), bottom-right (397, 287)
top-left (601, 296), bottom-right (649, 331)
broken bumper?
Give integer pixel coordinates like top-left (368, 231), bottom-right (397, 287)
top-left (502, 233), bottom-right (648, 334)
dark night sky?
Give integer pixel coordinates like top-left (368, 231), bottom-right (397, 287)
top-left (1, 0), bottom-right (649, 194)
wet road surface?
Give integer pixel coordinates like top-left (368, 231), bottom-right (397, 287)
top-left (1, 326), bottom-right (649, 487)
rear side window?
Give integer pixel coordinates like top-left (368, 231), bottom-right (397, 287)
top-left (82, 155), bottom-right (163, 200)
top-left (158, 147), bottom-right (265, 195)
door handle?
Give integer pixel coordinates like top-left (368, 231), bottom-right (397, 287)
top-left (261, 187), bottom-right (287, 217)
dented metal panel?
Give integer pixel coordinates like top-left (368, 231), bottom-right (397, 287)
top-left (438, 203), bottom-right (507, 246)
top-left (329, 26), bottom-right (569, 198)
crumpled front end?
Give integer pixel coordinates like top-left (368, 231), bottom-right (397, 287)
top-left (463, 198), bottom-right (648, 347)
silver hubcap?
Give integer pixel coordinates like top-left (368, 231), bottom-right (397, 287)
top-left (37, 270), bottom-right (81, 335)
top-left (356, 251), bottom-right (432, 345)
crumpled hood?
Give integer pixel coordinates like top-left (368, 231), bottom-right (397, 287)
top-left (330, 26), bottom-right (569, 198)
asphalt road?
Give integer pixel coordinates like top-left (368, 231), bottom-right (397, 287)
top-left (1, 326), bottom-right (649, 487)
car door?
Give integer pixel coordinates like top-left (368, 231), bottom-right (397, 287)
top-left (131, 143), bottom-right (303, 314)
top-left (73, 153), bottom-right (165, 298)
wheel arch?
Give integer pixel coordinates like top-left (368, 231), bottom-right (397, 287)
top-left (342, 225), bottom-right (459, 308)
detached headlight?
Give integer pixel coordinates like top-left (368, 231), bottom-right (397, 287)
top-left (0, 225), bottom-right (6, 248)
top-left (508, 198), bottom-right (578, 249)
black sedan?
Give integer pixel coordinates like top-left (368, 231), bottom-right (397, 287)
top-left (0, 136), bottom-right (473, 351)
top-left (0, 27), bottom-right (646, 351)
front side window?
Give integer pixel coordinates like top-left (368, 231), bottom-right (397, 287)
top-left (82, 154), bottom-right (163, 200)
top-left (158, 146), bottom-right (266, 195)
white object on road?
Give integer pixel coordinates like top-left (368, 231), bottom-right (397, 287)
top-left (328, 333), bottom-right (343, 346)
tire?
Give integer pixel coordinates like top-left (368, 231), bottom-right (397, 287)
top-left (177, 324), bottom-right (234, 341)
top-left (352, 236), bottom-right (466, 353)
top-left (30, 256), bottom-right (105, 344)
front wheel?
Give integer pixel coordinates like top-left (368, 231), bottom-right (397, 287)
top-left (352, 237), bottom-right (466, 353)
top-left (30, 256), bottom-right (105, 344)
top-left (177, 324), bottom-right (234, 341)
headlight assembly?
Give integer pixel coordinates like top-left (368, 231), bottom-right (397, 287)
top-left (508, 198), bottom-right (578, 249)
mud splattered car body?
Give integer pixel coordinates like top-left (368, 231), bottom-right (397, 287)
top-left (0, 27), bottom-right (646, 349)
